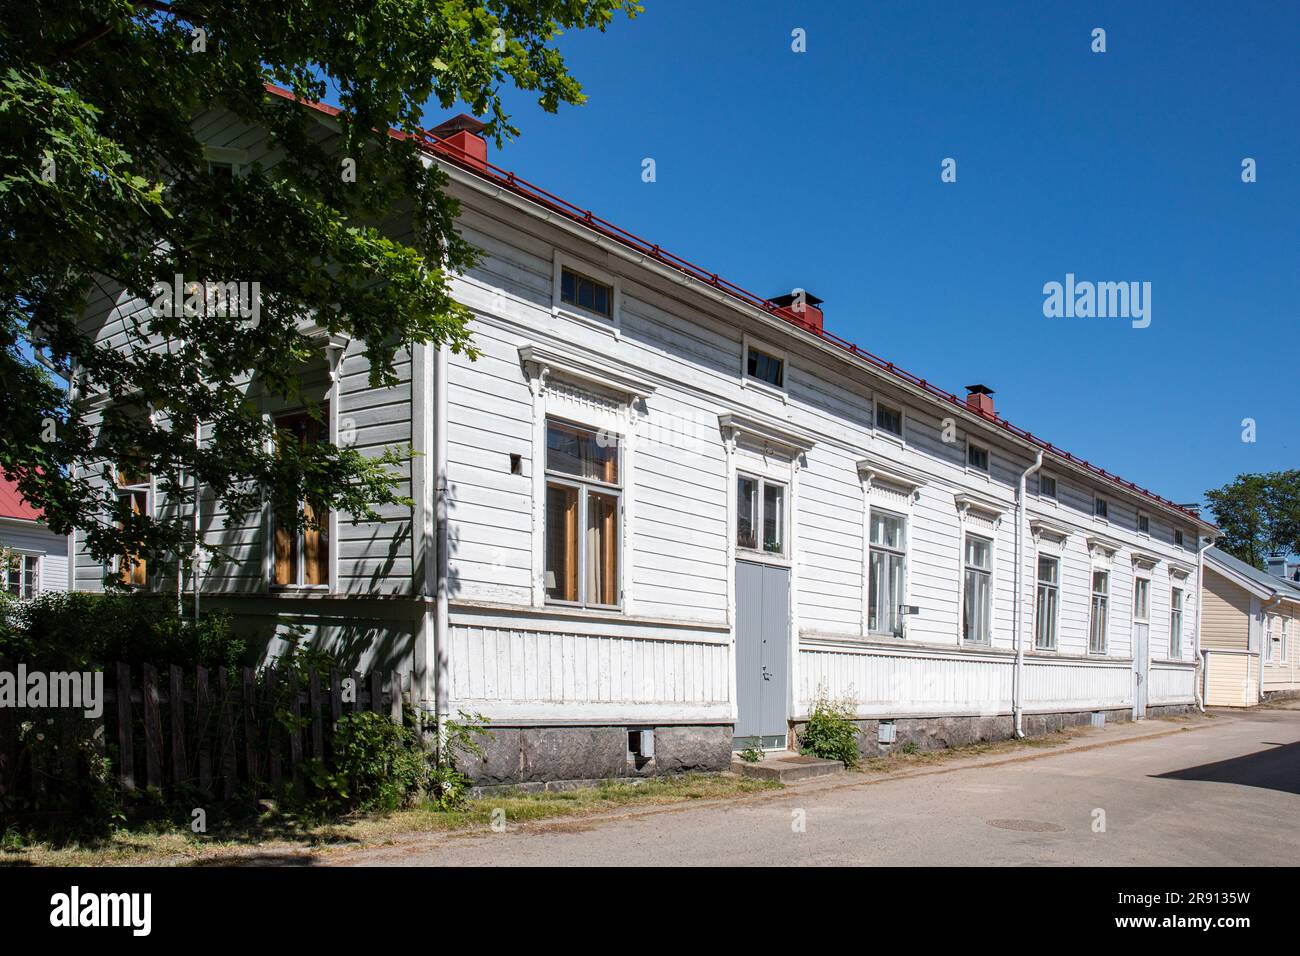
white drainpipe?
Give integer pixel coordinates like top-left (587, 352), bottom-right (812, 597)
top-left (1193, 534), bottom-right (1215, 712)
top-left (433, 344), bottom-right (450, 723)
top-left (1014, 450), bottom-right (1045, 738)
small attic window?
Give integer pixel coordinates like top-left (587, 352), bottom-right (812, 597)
top-left (746, 344), bottom-right (784, 388)
top-left (561, 267), bottom-right (612, 318)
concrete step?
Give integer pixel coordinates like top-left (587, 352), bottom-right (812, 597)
top-left (732, 752), bottom-right (846, 783)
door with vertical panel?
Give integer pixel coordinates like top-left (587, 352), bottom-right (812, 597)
top-left (1132, 577), bottom-right (1151, 719)
top-left (735, 560), bottom-right (791, 749)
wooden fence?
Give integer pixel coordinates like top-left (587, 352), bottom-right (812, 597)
top-left (0, 661), bottom-right (412, 809)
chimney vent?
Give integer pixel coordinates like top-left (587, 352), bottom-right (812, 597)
top-left (429, 114), bottom-right (489, 170)
top-left (770, 290), bottom-right (824, 333)
top-left (1266, 553), bottom-right (1287, 579)
top-left (965, 384), bottom-right (996, 418)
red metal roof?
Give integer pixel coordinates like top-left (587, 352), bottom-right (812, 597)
top-left (263, 84), bottom-right (1215, 530)
top-left (0, 474), bottom-right (42, 522)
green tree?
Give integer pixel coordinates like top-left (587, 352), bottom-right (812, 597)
top-left (0, 1), bottom-right (637, 578)
top-left (1204, 470), bottom-right (1300, 567)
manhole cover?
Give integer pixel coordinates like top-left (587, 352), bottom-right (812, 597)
top-left (986, 819), bottom-right (1066, 833)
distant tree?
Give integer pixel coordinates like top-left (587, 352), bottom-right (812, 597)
top-left (1204, 471), bottom-right (1300, 567)
top-left (0, 1), bottom-right (639, 580)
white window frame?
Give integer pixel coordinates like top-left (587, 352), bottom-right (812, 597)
top-left (735, 472), bottom-right (788, 560)
top-left (552, 251), bottom-right (621, 337)
top-left (1094, 495), bottom-right (1109, 522)
top-left (961, 532), bottom-right (993, 644)
top-left (1034, 554), bottom-right (1060, 651)
top-left (1174, 528), bottom-right (1185, 548)
top-left (267, 407), bottom-right (334, 592)
top-left (1136, 511), bottom-right (1151, 537)
top-left (1264, 615), bottom-right (1274, 664)
top-left (1282, 618), bottom-right (1290, 664)
top-left (1038, 473), bottom-right (1058, 501)
top-left (543, 417), bottom-right (624, 610)
top-left (868, 508), bottom-right (908, 638)
top-left (1089, 569), bottom-right (1110, 654)
top-left (5, 552), bottom-right (41, 600)
top-left (1169, 586), bottom-right (1183, 658)
top-left (113, 466), bottom-right (153, 589)
top-left (741, 334), bottom-right (788, 400)
top-left (872, 395), bottom-right (906, 445)
top-left (965, 440), bottom-right (991, 476)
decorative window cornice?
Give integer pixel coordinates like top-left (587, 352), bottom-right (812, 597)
top-left (1086, 534), bottom-right (1123, 560)
top-left (1029, 517), bottom-right (1072, 543)
top-left (1131, 550), bottom-right (1161, 571)
top-left (719, 411), bottom-right (816, 458)
top-left (954, 490), bottom-right (1010, 519)
top-left (519, 342), bottom-right (656, 402)
top-left (856, 451), bottom-right (926, 492)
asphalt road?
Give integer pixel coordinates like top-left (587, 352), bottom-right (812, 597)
top-left (333, 708), bottom-right (1300, 866)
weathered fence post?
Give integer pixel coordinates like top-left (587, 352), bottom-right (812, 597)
top-left (242, 666), bottom-right (259, 794)
top-left (217, 668), bottom-right (237, 801)
top-left (195, 665), bottom-right (212, 795)
top-left (308, 669), bottom-right (324, 761)
top-left (168, 664), bottom-right (187, 787)
top-left (115, 661), bottom-right (135, 792)
top-left (141, 663), bottom-right (163, 791)
top-left (266, 666), bottom-right (282, 788)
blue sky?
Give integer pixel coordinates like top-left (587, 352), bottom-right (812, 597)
top-left (421, 0), bottom-right (1299, 511)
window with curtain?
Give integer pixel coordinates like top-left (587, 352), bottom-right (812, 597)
top-left (868, 510), bottom-right (907, 637)
top-left (1169, 587), bottom-right (1183, 657)
top-left (736, 474), bottom-right (785, 556)
top-left (962, 534), bottom-right (992, 643)
top-left (5, 554), bottom-right (39, 599)
top-left (544, 420), bottom-right (620, 607)
top-left (272, 410), bottom-right (330, 588)
top-left (1089, 570), bottom-right (1110, 653)
top-left (1035, 555), bottom-right (1059, 650)
top-left (115, 464), bottom-right (150, 587)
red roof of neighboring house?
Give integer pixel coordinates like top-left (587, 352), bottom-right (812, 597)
top-left (262, 83), bottom-right (1216, 530)
top-left (0, 474), bottom-right (42, 522)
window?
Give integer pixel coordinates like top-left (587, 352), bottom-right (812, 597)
top-left (272, 411), bottom-right (330, 588)
top-left (5, 554), bottom-right (39, 599)
top-left (1174, 529), bottom-right (1184, 548)
top-left (208, 160), bottom-right (235, 180)
top-left (967, 442), bottom-right (990, 473)
top-left (962, 535), bottom-right (992, 644)
top-left (875, 401), bottom-right (903, 438)
top-left (115, 465), bottom-right (150, 587)
top-left (1133, 577), bottom-right (1150, 623)
top-left (1138, 513), bottom-right (1150, 535)
top-left (1089, 570), bottom-right (1109, 653)
top-left (545, 420), bottom-right (620, 606)
top-left (560, 267), bottom-right (612, 319)
top-left (745, 345), bottom-right (784, 389)
top-left (1094, 496), bottom-right (1109, 520)
top-left (1169, 587), bottom-right (1183, 658)
top-left (736, 474), bottom-right (786, 556)
top-left (1035, 556), bottom-right (1060, 650)
top-left (868, 511), bottom-right (907, 637)
top-left (1264, 617), bottom-right (1274, 664)
top-left (1283, 619), bottom-right (1290, 664)
top-left (1039, 474), bottom-right (1057, 500)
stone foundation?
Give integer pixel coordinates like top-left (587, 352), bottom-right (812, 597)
top-left (792, 708), bottom-right (1133, 760)
top-left (453, 723), bottom-right (733, 787)
top-left (1146, 703), bottom-right (1197, 718)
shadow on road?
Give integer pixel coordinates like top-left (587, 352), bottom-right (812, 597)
top-left (1154, 740), bottom-right (1300, 796)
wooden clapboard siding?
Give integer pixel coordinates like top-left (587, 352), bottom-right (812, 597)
top-left (1202, 568), bottom-right (1251, 650)
top-left (1204, 650), bottom-right (1255, 707)
top-left (1261, 604), bottom-right (1300, 691)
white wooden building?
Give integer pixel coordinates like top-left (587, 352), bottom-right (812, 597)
top-left (71, 92), bottom-right (1219, 783)
top-left (1, 476), bottom-right (69, 601)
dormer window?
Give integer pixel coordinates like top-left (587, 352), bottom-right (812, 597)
top-left (560, 267), bottom-right (612, 318)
